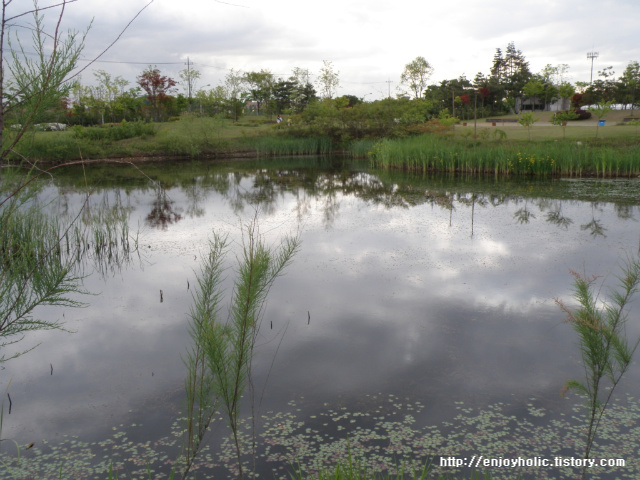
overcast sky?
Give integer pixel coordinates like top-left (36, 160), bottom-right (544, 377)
top-left (14, 0), bottom-right (640, 100)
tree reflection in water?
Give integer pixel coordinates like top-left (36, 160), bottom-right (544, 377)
top-left (146, 186), bottom-right (183, 230)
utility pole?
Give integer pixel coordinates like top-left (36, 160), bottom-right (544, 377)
top-left (187, 57), bottom-right (192, 99)
top-left (385, 79), bottom-right (393, 99)
top-left (185, 57), bottom-right (192, 111)
top-left (587, 51), bottom-right (599, 84)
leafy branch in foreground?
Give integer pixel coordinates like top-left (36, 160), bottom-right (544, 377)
top-left (0, 168), bottom-right (86, 362)
top-left (180, 218), bottom-right (300, 480)
top-left (557, 256), bottom-right (640, 480)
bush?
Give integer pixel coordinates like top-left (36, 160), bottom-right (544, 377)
top-left (553, 109), bottom-right (591, 121)
top-left (574, 109), bottom-right (592, 120)
top-left (72, 121), bottom-right (157, 141)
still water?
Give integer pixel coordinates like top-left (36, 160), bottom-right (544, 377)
top-left (2, 157), bottom-right (640, 479)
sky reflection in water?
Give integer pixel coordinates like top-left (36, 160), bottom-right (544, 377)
top-left (2, 160), bottom-right (640, 477)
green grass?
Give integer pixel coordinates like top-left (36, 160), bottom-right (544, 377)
top-left (7, 117), bottom-right (273, 163)
top-left (368, 134), bottom-right (640, 177)
top-left (251, 135), bottom-right (334, 156)
top-left (6, 114), bottom-right (640, 177)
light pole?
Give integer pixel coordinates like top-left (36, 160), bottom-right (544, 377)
top-left (587, 51), bottom-right (599, 84)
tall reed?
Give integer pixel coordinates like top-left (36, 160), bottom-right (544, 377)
top-left (368, 135), bottom-right (640, 178)
top-left (557, 256), bottom-right (640, 480)
top-left (0, 182), bottom-right (84, 362)
top-left (253, 135), bottom-right (333, 156)
top-left (180, 217), bottom-right (300, 479)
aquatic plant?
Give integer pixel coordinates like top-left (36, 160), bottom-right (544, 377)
top-left (0, 167), bottom-right (86, 362)
top-left (180, 217), bottom-right (300, 479)
top-left (3, 392), bottom-right (640, 479)
top-left (367, 135), bottom-right (639, 178)
top-left (557, 256), bottom-right (640, 479)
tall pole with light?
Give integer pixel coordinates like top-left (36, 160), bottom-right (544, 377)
top-left (587, 51), bottom-right (599, 84)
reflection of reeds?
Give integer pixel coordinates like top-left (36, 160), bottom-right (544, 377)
top-left (368, 136), bottom-right (639, 177)
top-left (57, 194), bottom-right (141, 278)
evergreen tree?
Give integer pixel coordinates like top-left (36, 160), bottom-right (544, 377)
top-left (489, 42), bottom-right (531, 112)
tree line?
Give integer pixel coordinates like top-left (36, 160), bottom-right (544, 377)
top-left (7, 41), bottom-right (640, 128)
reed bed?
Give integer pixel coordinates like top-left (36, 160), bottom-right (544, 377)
top-left (368, 135), bottom-right (640, 177)
top-left (252, 135), bottom-right (334, 156)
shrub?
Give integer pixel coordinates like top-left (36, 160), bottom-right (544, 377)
top-left (72, 121), bottom-right (157, 141)
top-left (574, 109), bottom-right (592, 120)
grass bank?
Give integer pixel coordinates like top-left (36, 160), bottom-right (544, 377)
top-left (5, 114), bottom-right (640, 177)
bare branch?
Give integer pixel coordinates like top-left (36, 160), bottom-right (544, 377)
top-left (4, 0), bottom-right (79, 24)
top-left (67, 0), bottom-right (155, 83)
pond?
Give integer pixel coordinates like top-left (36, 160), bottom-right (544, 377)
top-left (2, 157), bottom-right (640, 479)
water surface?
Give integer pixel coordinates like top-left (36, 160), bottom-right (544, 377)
top-left (2, 157), bottom-right (640, 479)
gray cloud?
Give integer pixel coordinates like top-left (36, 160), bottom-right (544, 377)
top-left (14, 0), bottom-right (640, 98)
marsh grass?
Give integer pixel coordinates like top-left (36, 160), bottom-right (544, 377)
top-left (368, 135), bottom-right (640, 177)
top-left (0, 180), bottom-right (85, 362)
top-left (1, 160), bottom-right (141, 362)
top-left (155, 114), bottom-right (232, 157)
top-left (252, 135), bottom-right (334, 156)
top-left (7, 114), bottom-right (640, 169)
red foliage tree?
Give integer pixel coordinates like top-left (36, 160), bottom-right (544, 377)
top-left (136, 66), bottom-right (177, 121)
top-left (571, 93), bottom-right (584, 110)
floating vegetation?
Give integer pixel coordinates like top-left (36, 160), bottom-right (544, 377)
top-left (2, 394), bottom-right (639, 479)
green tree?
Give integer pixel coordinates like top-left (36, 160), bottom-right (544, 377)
top-left (289, 67), bottom-right (317, 113)
top-left (400, 56), bottom-right (433, 100)
top-left (179, 63), bottom-right (201, 112)
top-left (78, 70), bottom-right (130, 124)
top-left (2, 1), bottom-right (89, 153)
top-left (271, 78), bottom-right (296, 114)
top-left (489, 42), bottom-right (531, 112)
top-left (518, 111), bottom-right (537, 140)
top-left (523, 78), bottom-right (544, 111)
top-left (558, 82), bottom-right (576, 111)
top-left (244, 69), bottom-right (275, 115)
top-left (588, 101), bottom-right (612, 138)
top-left (224, 68), bottom-right (247, 122)
top-left (586, 66), bottom-right (616, 105)
top-left (552, 110), bottom-right (579, 138)
top-left (317, 60), bottom-right (340, 99)
top-left (618, 60), bottom-right (640, 115)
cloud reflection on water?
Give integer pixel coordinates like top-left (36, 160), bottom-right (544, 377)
top-left (2, 161), bottom-right (640, 462)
